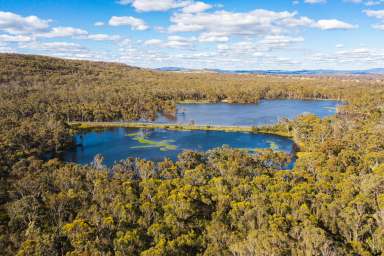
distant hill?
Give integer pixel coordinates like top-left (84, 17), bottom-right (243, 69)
top-left (156, 67), bottom-right (190, 72)
top-left (156, 67), bottom-right (384, 75)
top-left (156, 67), bottom-right (217, 73)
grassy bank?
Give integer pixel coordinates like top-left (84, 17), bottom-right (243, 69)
top-left (68, 121), bottom-right (293, 138)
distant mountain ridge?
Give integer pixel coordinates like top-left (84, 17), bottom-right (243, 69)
top-left (156, 67), bottom-right (384, 75)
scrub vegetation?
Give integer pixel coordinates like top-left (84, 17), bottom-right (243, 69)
top-left (1, 53), bottom-right (384, 255)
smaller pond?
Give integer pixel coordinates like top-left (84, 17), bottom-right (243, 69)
top-left (155, 99), bottom-right (341, 126)
top-left (63, 128), bottom-right (295, 167)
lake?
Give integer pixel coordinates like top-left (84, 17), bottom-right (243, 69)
top-left (155, 99), bottom-right (341, 126)
top-left (63, 128), bottom-right (295, 167)
top-left (64, 100), bottom-right (341, 167)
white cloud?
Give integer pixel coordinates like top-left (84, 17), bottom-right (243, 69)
top-left (364, 9), bottom-right (384, 18)
top-left (144, 39), bottom-right (163, 45)
top-left (365, 1), bottom-right (384, 6)
top-left (0, 11), bottom-right (50, 34)
top-left (17, 41), bottom-right (113, 61)
top-left (168, 9), bottom-right (356, 37)
top-left (0, 6), bottom-right (377, 70)
top-left (198, 32), bottom-right (229, 42)
top-left (37, 27), bottom-right (122, 41)
top-left (182, 2), bottom-right (212, 13)
top-left (260, 35), bottom-right (304, 48)
top-left (0, 42), bottom-right (12, 52)
top-left (217, 43), bottom-right (229, 50)
top-left (117, 38), bottom-right (132, 49)
top-left (164, 35), bottom-right (196, 48)
top-left (344, 0), bottom-right (364, 3)
top-left (309, 48), bottom-right (384, 68)
top-left (363, 9), bottom-right (384, 29)
top-left (86, 34), bottom-right (121, 41)
top-left (118, 0), bottom-right (190, 12)
top-left (19, 41), bottom-right (87, 53)
top-left (109, 16), bottom-right (149, 30)
top-left (215, 35), bottom-right (304, 56)
top-left (0, 34), bottom-right (32, 42)
top-left (345, 0), bottom-right (384, 5)
top-left (143, 36), bottom-right (197, 48)
top-left (169, 9), bottom-right (314, 34)
top-left (40, 26), bottom-right (88, 38)
top-left (372, 23), bottom-right (384, 29)
top-left (115, 39), bottom-right (384, 70)
top-left (94, 21), bottom-right (105, 27)
top-left (18, 41), bottom-right (112, 61)
top-left (314, 19), bottom-right (357, 30)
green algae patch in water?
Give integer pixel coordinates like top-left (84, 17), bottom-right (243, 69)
top-left (127, 132), bottom-right (178, 151)
top-left (266, 140), bottom-right (280, 151)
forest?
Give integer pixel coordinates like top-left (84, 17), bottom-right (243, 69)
top-left (0, 53), bottom-right (384, 255)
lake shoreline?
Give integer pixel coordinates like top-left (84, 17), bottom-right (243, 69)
top-left (68, 121), bottom-right (293, 138)
top-left (177, 97), bottom-right (343, 104)
top-left (67, 96), bottom-right (342, 165)
top-left (68, 121), bottom-right (302, 164)
top-left (65, 123), bottom-right (298, 167)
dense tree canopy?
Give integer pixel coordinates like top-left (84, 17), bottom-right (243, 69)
top-left (0, 53), bottom-right (384, 255)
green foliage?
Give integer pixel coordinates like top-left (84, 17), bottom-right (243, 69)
top-left (1, 53), bottom-right (384, 255)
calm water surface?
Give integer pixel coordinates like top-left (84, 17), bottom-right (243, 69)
top-left (155, 99), bottom-right (341, 126)
top-left (64, 128), bottom-right (294, 167)
top-left (64, 100), bottom-right (341, 167)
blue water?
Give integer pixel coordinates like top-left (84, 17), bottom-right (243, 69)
top-left (64, 128), bottom-right (294, 167)
top-left (64, 100), bottom-right (341, 167)
top-left (155, 99), bottom-right (341, 126)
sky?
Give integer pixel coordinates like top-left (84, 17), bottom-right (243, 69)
top-left (1, 0), bottom-right (384, 70)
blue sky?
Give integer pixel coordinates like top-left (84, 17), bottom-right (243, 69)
top-left (1, 0), bottom-right (384, 70)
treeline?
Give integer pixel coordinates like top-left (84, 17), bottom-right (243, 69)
top-left (1, 53), bottom-right (380, 123)
top-left (0, 53), bottom-right (384, 255)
